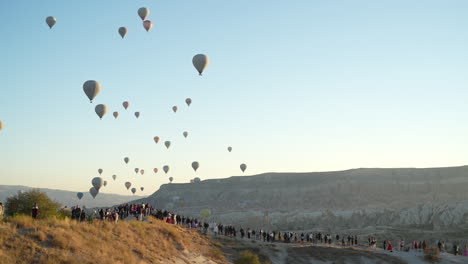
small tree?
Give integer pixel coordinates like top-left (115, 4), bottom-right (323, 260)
top-left (200, 209), bottom-right (211, 221)
top-left (234, 251), bottom-right (261, 264)
top-left (5, 189), bottom-right (61, 219)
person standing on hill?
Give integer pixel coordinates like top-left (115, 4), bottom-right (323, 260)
top-left (31, 203), bottom-right (39, 219)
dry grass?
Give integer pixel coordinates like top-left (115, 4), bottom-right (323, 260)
top-left (0, 215), bottom-right (226, 264)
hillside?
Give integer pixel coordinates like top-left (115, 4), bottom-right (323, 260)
top-left (0, 185), bottom-right (144, 208)
top-left (0, 215), bottom-right (224, 264)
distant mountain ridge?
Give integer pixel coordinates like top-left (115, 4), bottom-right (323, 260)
top-left (0, 185), bottom-right (144, 208)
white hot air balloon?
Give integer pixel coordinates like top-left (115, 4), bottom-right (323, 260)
top-left (113, 112), bottom-right (119, 119)
top-left (123, 101), bottom-right (129, 110)
top-left (131, 187), bottom-right (136, 194)
top-left (240, 163), bottom-right (247, 173)
top-left (185, 98), bottom-right (192, 106)
top-left (83, 80), bottom-right (101, 103)
top-left (95, 104), bottom-right (108, 120)
top-left (143, 20), bottom-right (152, 32)
top-left (192, 54), bottom-right (209, 75)
top-left (163, 165), bottom-right (169, 174)
top-left (118, 27), bottom-right (127, 38)
top-left (89, 187), bottom-right (98, 199)
top-left (112, 174), bottom-right (117, 181)
top-left (183, 131), bottom-right (188, 138)
top-left (98, 168), bottom-right (103, 175)
top-left (92, 177), bottom-right (104, 191)
top-left (135, 168), bottom-right (139, 174)
top-left (164, 141), bottom-right (171, 149)
top-left (192, 161), bottom-right (199, 172)
top-left (135, 112), bottom-right (140, 118)
top-left (138, 7), bottom-right (150, 20)
top-left (125, 181), bottom-right (131, 190)
top-left (169, 177), bottom-right (173, 183)
top-left (228, 146), bottom-right (232, 152)
top-left (77, 192), bottom-right (83, 200)
top-left (46, 16), bottom-right (56, 29)
top-left (172, 106), bottom-right (178, 113)
top-left (124, 157), bottom-right (129, 164)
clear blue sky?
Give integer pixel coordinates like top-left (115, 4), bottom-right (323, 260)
top-left (1, 0), bottom-right (468, 196)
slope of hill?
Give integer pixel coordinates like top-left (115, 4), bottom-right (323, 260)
top-left (0, 215), bottom-right (224, 264)
top-left (0, 185), bottom-right (144, 208)
top-left (135, 166), bottom-right (468, 240)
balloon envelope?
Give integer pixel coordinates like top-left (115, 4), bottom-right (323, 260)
top-left (169, 177), bottom-right (173, 183)
top-left (124, 157), bottom-right (129, 164)
top-left (77, 192), bottom-right (83, 200)
top-left (140, 187), bottom-right (144, 191)
top-left (92, 177), bottom-right (104, 191)
top-left (240, 163), bottom-right (247, 173)
top-left (123, 101), bottom-right (129, 110)
top-left (154, 136), bottom-right (160, 144)
top-left (135, 112), bottom-right (140, 118)
top-left (140, 169), bottom-right (145, 175)
top-left (183, 131), bottom-right (188, 138)
top-left (163, 165), bottom-right (169, 174)
top-left (143, 20), bottom-right (153, 32)
top-left (185, 98), bottom-right (192, 106)
top-left (0, 121), bottom-right (3, 131)
top-left (112, 175), bottom-right (117, 181)
top-left (138, 7), bottom-right (150, 20)
top-left (113, 112), bottom-right (118, 118)
top-left (228, 147), bottom-right (232, 152)
top-left (46, 16), bottom-right (56, 29)
top-left (131, 187), bottom-right (136, 194)
top-left (118, 27), bottom-right (127, 38)
top-left (153, 168), bottom-right (158, 174)
top-left (95, 104), bottom-right (108, 119)
top-left (172, 106), bottom-right (178, 113)
top-left (125, 182), bottom-right (131, 190)
top-left (135, 168), bottom-right (139, 174)
top-left (103, 180), bottom-right (107, 187)
top-left (83, 80), bottom-right (101, 103)
top-left (89, 187), bottom-right (98, 199)
top-left (98, 168), bottom-right (103, 175)
top-left (164, 141), bottom-right (171, 149)
top-left (194, 177), bottom-right (201, 183)
top-left (192, 54), bottom-right (209, 75)
top-left (192, 161), bottom-right (199, 172)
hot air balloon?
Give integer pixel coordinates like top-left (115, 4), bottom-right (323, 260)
top-left (192, 54), bottom-right (209, 75)
top-left (163, 165), bottom-right (169, 174)
top-left (192, 161), bottom-right (199, 172)
top-left (135, 168), bottom-right (139, 174)
top-left (95, 104), bottom-right (107, 119)
top-left (92, 177), bottom-right (104, 191)
top-left (138, 7), bottom-right (150, 20)
top-left (113, 112), bottom-right (119, 119)
top-left (46, 16), bottom-right (56, 29)
top-left (89, 187), bottom-right (98, 198)
top-left (183, 131), bottom-right (188, 138)
top-left (123, 101), bottom-right (129, 110)
top-left (118, 27), bottom-right (127, 38)
top-left (154, 136), bottom-right (160, 144)
top-left (140, 187), bottom-right (144, 191)
top-left (77, 192), bottom-right (83, 200)
top-left (169, 177), bottom-right (173, 183)
top-left (98, 168), bottom-right (103, 175)
top-left (135, 112), bottom-right (140, 118)
top-left (0, 121), bottom-right (3, 131)
top-left (143, 20), bottom-right (152, 32)
top-left (190, 179), bottom-right (195, 183)
top-left (83, 80), bottom-right (101, 103)
top-left (112, 175), bottom-right (117, 181)
top-left (125, 182), bottom-right (131, 190)
top-left (172, 106), bottom-right (178, 113)
top-left (153, 168), bottom-right (158, 174)
top-left (164, 141), bottom-right (171, 149)
top-left (131, 188), bottom-right (136, 194)
top-left (228, 146), bottom-right (232, 152)
top-left (240, 163), bottom-right (247, 173)
top-left (103, 180), bottom-right (107, 187)
top-left (185, 98), bottom-right (192, 106)
top-left (124, 157), bottom-right (129, 164)
top-left (140, 169), bottom-right (145, 175)
top-left (194, 177), bottom-right (201, 183)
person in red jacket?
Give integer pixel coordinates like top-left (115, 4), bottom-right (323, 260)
top-left (387, 241), bottom-right (393, 252)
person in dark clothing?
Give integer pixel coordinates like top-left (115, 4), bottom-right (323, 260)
top-left (31, 203), bottom-right (39, 219)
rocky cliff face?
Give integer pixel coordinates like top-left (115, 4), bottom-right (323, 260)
top-left (138, 166), bottom-right (468, 233)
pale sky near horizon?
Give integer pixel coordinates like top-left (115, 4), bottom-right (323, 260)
top-left (1, 0), bottom-right (468, 196)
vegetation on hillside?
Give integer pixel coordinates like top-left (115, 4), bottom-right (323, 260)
top-left (4, 189), bottom-right (61, 219)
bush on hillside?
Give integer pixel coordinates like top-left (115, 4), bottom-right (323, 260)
top-left (424, 246), bottom-right (440, 262)
top-left (5, 189), bottom-right (61, 219)
top-left (234, 251), bottom-right (261, 264)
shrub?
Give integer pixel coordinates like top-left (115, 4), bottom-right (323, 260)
top-left (5, 189), bottom-right (61, 219)
top-left (424, 246), bottom-right (440, 262)
top-left (234, 251), bottom-right (261, 264)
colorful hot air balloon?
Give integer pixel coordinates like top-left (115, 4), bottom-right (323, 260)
top-left (240, 163), bottom-right (247, 173)
top-left (113, 112), bottom-right (119, 119)
top-left (192, 54), bottom-right (209, 75)
top-left (83, 80), bottom-right (101, 103)
top-left (112, 174), bottom-right (117, 181)
top-left (46, 16), bottom-right (56, 29)
top-left (140, 187), bottom-right (144, 191)
top-left (95, 104), bottom-right (107, 119)
top-left (124, 157), bottom-right (129, 164)
top-left (172, 106), bottom-right (178, 113)
top-left (183, 131), bottom-right (188, 138)
top-left (192, 161), bottom-right (199, 172)
top-left (169, 177), bottom-right (173, 183)
top-left (140, 169), bottom-right (145, 175)
top-left (98, 168), bottom-right (103, 175)
top-left (138, 7), bottom-right (150, 20)
top-left (92, 177), bottom-right (104, 191)
top-left (125, 182), bottom-right (131, 190)
top-left (0, 121), bottom-right (3, 131)
top-left (163, 165), bottom-right (169, 174)
top-left (164, 141), bottom-right (171, 149)
top-left (135, 168), bottom-right (139, 174)
top-left (185, 98), bottom-right (192, 106)
top-left (118, 27), bottom-right (127, 38)
top-left (153, 168), bottom-right (158, 174)
top-left (143, 20), bottom-right (152, 32)
top-left (135, 112), bottom-right (140, 118)
top-left (154, 136), bottom-right (160, 144)
top-left (89, 187), bottom-right (98, 199)
top-left (123, 101), bottom-right (129, 110)
top-left (131, 187), bottom-right (136, 194)
top-left (228, 146), bottom-right (232, 152)
top-left (77, 192), bottom-right (83, 200)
